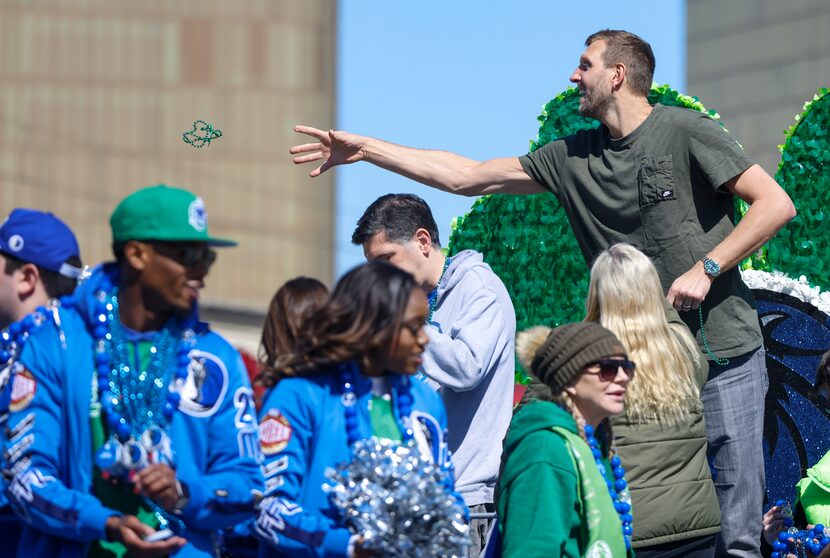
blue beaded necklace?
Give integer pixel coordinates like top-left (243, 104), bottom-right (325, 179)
top-left (584, 423), bottom-right (633, 551)
top-left (772, 524), bottom-right (830, 558)
top-left (1, 297), bottom-right (73, 367)
top-left (91, 272), bottom-right (195, 466)
top-left (337, 362), bottom-right (415, 447)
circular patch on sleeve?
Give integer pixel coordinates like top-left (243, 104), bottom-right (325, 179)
top-left (9, 369), bottom-right (37, 412)
top-left (259, 410), bottom-right (292, 456)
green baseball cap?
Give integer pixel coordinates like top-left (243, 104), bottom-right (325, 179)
top-left (110, 184), bottom-right (237, 246)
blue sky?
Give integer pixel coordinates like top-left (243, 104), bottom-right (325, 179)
top-left (335, 1), bottom-right (686, 276)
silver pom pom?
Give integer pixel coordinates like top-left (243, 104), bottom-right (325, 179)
top-left (323, 438), bottom-right (470, 558)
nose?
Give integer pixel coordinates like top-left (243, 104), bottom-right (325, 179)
top-left (569, 68), bottom-right (580, 84)
top-left (417, 326), bottom-right (429, 348)
top-left (614, 365), bottom-right (632, 386)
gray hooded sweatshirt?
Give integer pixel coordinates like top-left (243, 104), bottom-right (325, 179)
top-left (422, 249), bottom-right (516, 507)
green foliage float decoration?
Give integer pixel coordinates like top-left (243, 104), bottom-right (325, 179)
top-left (447, 85), bottom-right (720, 382)
top-left (740, 88), bottom-right (830, 287)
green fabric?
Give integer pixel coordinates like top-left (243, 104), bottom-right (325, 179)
top-left (519, 103), bottom-right (762, 360)
top-left (611, 314), bottom-right (720, 547)
top-left (369, 395), bottom-right (402, 442)
top-left (552, 426), bottom-right (628, 558)
top-left (497, 401), bottom-right (628, 558)
top-left (109, 184), bottom-right (236, 246)
top-left (87, 340), bottom-right (162, 558)
top-left (795, 449), bottom-right (830, 526)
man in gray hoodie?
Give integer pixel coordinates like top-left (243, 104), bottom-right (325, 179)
top-left (352, 193), bottom-right (516, 556)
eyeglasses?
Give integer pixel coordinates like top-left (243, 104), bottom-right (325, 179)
top-left (152, 242), bottom-right (217, 269)
top-left (585, 358), bottom-right (636, 381)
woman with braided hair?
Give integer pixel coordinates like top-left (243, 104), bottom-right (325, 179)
top-left (586, 243), bottom-right (719, 558)
top-left (496, 322), bottom-right (635, 558)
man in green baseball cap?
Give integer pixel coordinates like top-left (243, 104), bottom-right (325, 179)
top-left (109, 184), bottom-right (236, 316)
top-left (4, 184), bottom-right (262, 558)
top-left (110, 184), bottom-right (237, 247)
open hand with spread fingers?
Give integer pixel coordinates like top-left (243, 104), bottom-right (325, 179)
top-left (290, 126), bottom-right (368, 177)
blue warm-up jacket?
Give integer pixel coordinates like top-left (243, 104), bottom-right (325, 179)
top-left (256, 365), bottom-right (450, 558)
top-left (3, 264), bottom-right (263, 558)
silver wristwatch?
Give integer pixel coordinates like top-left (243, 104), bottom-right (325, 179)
top-left (702, 256), bottom-right (721, 278)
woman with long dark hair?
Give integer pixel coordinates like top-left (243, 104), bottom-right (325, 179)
top-left (254, 261), bottom-right (449, 558)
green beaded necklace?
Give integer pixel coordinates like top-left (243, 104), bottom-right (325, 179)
top-left (699, 306), bottom-right (729, 366)
top-left (427, 256), bottom-right (451, 324)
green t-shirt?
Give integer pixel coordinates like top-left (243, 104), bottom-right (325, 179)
top-left (369, 394), bottom-right (402, 442)
top-left (519, 103), bottom-right (762, 359)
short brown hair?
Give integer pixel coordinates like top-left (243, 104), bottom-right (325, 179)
top-left (585, 29), bottom-right (655, 97)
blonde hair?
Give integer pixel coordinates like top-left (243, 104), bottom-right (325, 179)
top-left (516, 326), bottom-right (614, 458)
top-left (585, 243), bottom-right (702, 425)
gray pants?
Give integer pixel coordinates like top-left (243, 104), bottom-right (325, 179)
top-left (701, 347), bottom-right (767, 558)
top-left (468, 503), bottom-right (496, 558)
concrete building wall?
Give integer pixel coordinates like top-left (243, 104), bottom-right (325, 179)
top-left (687, 0), bottom-right (830, 175)
top-left (0, 1), bottom-right (337, 352)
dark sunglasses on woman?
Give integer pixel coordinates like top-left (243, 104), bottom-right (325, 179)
top-left (586, 358), bottom-right (636, 381)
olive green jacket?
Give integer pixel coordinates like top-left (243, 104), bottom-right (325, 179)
top-left (612, 323), bottom-right (720, 547)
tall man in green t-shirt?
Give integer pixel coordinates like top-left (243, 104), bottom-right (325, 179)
top-left (288, 29), bottom-right (795, 558)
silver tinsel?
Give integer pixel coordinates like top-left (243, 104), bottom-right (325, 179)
top-left (323, 438), bottom-right (470, 558)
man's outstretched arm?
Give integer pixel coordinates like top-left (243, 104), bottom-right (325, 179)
top-left (290, 125), bottom-right (545, 196)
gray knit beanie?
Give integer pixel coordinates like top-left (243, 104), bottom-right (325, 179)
top-left (518, 322), bottom-right (626, 395)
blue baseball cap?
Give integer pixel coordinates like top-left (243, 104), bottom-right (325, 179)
top-left (0, 208), bottom-right (82, 279)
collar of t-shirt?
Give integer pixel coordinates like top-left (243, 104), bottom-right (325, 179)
top-left (606, 103), bottom-right (664, 150)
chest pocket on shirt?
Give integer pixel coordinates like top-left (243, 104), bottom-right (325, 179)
top-left (638, 155), bottom-right (676, 205)
top-left (638, 155), bottom-right (682, 242)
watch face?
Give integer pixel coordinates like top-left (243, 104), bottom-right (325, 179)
top-left (704, 258), bottom-right (720, 276)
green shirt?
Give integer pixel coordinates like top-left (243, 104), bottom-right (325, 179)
top-left (519, 103), bottom-right (762, 359)
top-left (369, 394), bottom-right (402, 442)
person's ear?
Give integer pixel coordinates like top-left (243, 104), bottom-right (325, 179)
top-left (564, 383), bottom-right (577, 397)
top-left (123, 241), bottom-right (150, 272)
top-left (413, 228), bottom-right (433, 257)
top-left (612, 62), bottom-right (626, 90)
top-left (16, 263), bottom-right (40, 300)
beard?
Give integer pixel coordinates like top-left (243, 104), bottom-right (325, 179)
top-left (578, 86), bottom-right (612, 120)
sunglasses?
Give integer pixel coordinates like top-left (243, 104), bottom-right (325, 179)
top-left (152, 242), bottom-right (217, 269)
top-left (585, 358), bottom-right (636, 381)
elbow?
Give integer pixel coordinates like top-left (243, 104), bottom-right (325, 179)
top-left (450, 163), bottom-right (491, 197)
top-left (447, 369), bottom-right (488, 392)
top-left (451, 174), bottom-right (484, 197)
top-left (783, 196), bottom-right (797, 223)
top-left (455, 186), bottom-right (483, 198)
top-left (765, 190), bottom-right (796, 232)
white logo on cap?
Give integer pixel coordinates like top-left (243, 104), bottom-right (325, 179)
top-left (8, 234), bottom-right (24, 252)
top-left (188, 198), bottom-right (207, 232)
